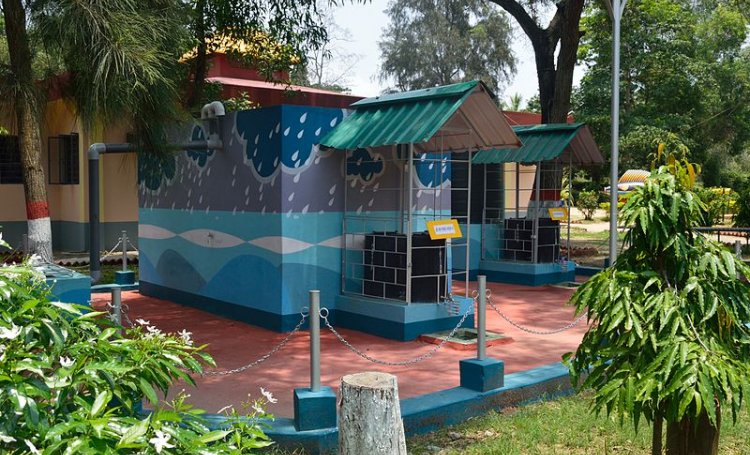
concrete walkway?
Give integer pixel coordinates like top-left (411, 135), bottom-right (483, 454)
top-left (91, 282), bottom-right (588, 418)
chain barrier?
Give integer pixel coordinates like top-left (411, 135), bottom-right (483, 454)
top-left (320, 303), bottom-right (473, 366)
top-left (126, 238), bottom-right (139, 253)
top-left (100, 237), bottom-right (124, 261)
top-left (204, 312), bottom-right (308, 376)
top-left (483, 289), bottom-right (587, 335)
top-left (104, 300), bottom-right (133, 327)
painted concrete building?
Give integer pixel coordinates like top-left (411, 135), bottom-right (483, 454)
top-left (0, 52), bottom-right (362, 254)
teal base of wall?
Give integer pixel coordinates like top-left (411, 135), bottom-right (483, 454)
top-left (479, 260), bottom-right (575, 286)
top-left (0, 220), bottom-right (137, 253)
top-left (335, 294), bottom-right (474, 341)
top-left (39, 264), bottom-right (91, 305)
top-left (139, 281), bottom-right (305, 332)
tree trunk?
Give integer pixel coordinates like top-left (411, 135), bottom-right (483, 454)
top-left (338, 372), bottom-right (407, 455)
top-left (3, 0), bottom-right (52, 262)
top-left (532, 37), bottom-right (556, 124)
top-left (186, 0), bottom-right (208, 110)
top-left (549, 0), bottom-right (584, 123)
top-left (665, 407), bottom-right (720, 455)
top-left (652, 413), bottom-right (663, 455)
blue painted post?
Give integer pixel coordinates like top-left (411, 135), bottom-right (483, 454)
top-left (477, 275), bottom-right (486, 361)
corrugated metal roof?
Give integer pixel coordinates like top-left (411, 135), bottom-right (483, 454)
top-left (319, 80), bottom-right (520, 151)
top-left (472, 123), bottom-right (604, 165)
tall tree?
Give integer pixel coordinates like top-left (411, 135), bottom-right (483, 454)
top-left (378, 0), bottom-right (516, 94)
top-left (574, 0), bottom-right (750, 183)
top-left (487, 0), bottom-right (585, 122)
top-left (1, 0), bottom-right (188, 260)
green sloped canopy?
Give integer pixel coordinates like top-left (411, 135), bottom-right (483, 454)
top-left (319, 80), bottom-right (520, 152)
top-left (472, 123), bottom-right (604, 165)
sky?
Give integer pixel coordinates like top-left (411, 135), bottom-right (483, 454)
top-left (332, 0), bottom-right (585, 108)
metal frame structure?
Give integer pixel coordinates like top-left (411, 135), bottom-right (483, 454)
top-left (341, 139), bottom-right (474, 304)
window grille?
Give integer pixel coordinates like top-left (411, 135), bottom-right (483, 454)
top-left (0, 135), bottom-right (22, 184)
top-left (48, 133), bottom-right (80, 184)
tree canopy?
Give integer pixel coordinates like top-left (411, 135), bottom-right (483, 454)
top-left (378, 0), bottom-right (516, 94)
top-left (574, 0), bottom-right (750, 186)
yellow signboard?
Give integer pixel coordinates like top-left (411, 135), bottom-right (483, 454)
top-left (426, 219), bottom-right (463, 240)
top-left (548, 207), bottom-right (569, 221)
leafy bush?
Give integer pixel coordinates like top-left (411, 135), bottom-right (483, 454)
top-left (695, 187), bottom-right (737, 226)
top-left (0, 234), bottom-right (273, 453)
top-left (576, 190), bottom-right (599, 220)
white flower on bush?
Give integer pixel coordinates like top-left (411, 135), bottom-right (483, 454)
top-left (146, 325), bottom-right (162, 336)
top-left (59, 356), bottom-right (74, 368)
top-left (0, 344), bottom-right (5, 362)
top-left (24, 440), bottom-right (41, 455)
top-left (135, 318), bottom-right (151, 326)
top-left (252, 402), bottom-right (265, 414)
top-left (178, 329), bottom-right (193, 345)
top-left (0, 433), bottom-right (15, 443)
top-left (149, 430), bottom-right (175, 453)
top-left (0, 323), bottom-right (21, 340)
top-left (260, 387), bottom-right (277, 404)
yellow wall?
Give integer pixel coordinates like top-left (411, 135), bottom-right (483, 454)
top-left (0, 98), bottom-right (138, 225)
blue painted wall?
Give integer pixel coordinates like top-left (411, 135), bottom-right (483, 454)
top-left (138, 106), bottom-right (348, 328)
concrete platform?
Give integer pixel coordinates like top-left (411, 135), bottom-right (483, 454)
top-left (90, 280), bottom-right (588, 420)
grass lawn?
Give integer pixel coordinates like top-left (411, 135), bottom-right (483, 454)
top-left (268, 393), bottom-right (750, 454)
top-left (406, 393), bottom-right (750, 454)
top-left (63, 263), bottom-right (139, 284)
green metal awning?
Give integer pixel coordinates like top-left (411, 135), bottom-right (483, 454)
top-left (319, 80), bottom-right (520, 152)
top-left (472, 123), bottom-right (604, 165)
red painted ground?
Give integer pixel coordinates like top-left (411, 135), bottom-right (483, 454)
top-left (91, 281), bottom-right (588, 418)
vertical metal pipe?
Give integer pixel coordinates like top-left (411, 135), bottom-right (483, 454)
top-left (735, 240), bottom-right (742, 259)
top-left (406, 144), bottom-right (414, 304)
top-left (121, 230), bottom-right (128, 271)
top-left (112, 287), bottom-right (122, 327)
top-left (309, 290), bottom-right (321, 392)
top-left (481, 164), bottom-right (487, 261)
top-left (89, 155), bottom-right (101, 282)
top-left (465, 149), bottom-right (472, 295)
top-left (515, 163), bottom-right (520, 218)
top-left (477, 275), bottom-right (487, 361)
top-left (532, 162), bottom-right (541, 263)
top-left (567, 157), bottom-right (572, 264)
top-left (609, 0), bottom-right (622, 264)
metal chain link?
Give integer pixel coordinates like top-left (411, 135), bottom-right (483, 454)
top-left (204, 313), bottom-right (308, 376)
top-left (320, 303), bottom-right (474, 366)
top-left (126, 238), bottom-right (139, 254)
top-left (484, 289), bottom-right (587, 335)
top-left (100, 238), bottom-right (124, 260)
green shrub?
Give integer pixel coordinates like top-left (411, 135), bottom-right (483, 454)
top-left (0, 234), bottom-right (273, 453)
top-left (576, 190), bottom-right (599, 220)
top-left (695, 186), bottom-right (737, 226)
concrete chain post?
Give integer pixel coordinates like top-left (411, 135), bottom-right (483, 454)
top-left (122, 230), bottom-right (128, 271)
top-left (309, 290), bottom-right (321, 392)
top-left (477, 275), bottom-right (487, 361)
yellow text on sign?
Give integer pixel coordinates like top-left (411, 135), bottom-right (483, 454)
top-left (548, 207), bottom-right (569, 221)
top-left (426, 219), bottom-right (463, 240)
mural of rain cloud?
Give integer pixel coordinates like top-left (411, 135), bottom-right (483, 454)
top-left (235, 106), bottom-right (344, 181)
top-left (138, 152), bottom-right (177, 193)
top-left (414, 153), bottom-right (451, 188)
top-left (346, 148), bottom-right (384, 184)
top-left (185, 124), bottom-right (214, 168)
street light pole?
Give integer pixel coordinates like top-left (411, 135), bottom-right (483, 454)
top-left (607, 0), bottom-right (627, 264)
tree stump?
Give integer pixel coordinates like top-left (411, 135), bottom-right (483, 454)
top-left (338, 372), bottom-right (407, 455)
